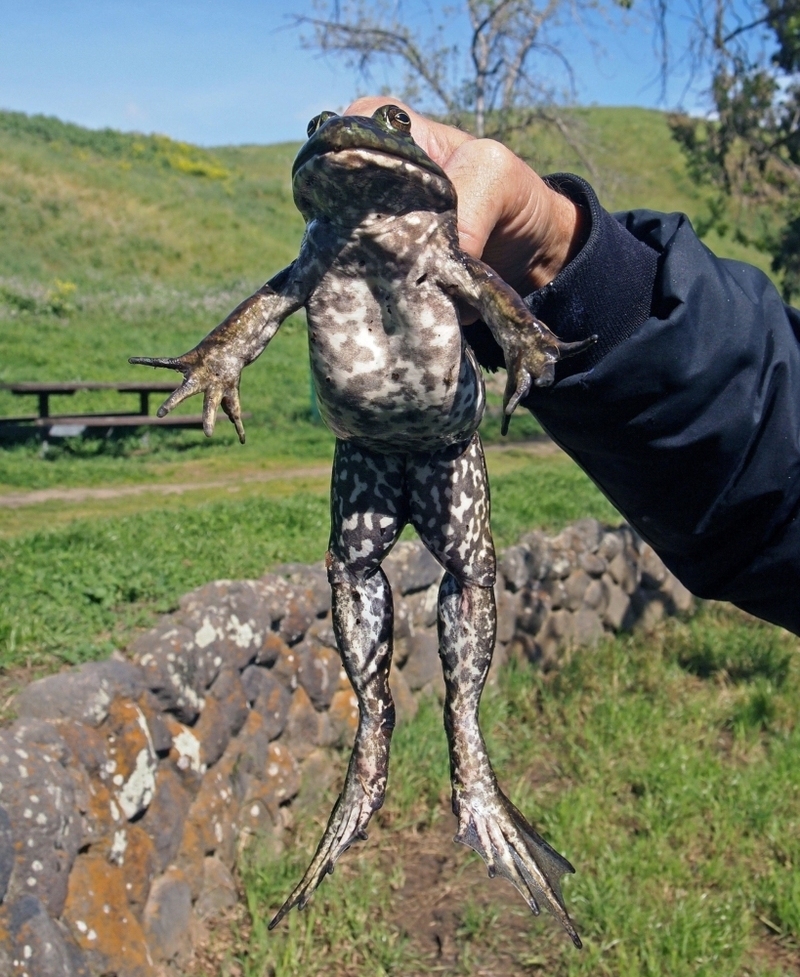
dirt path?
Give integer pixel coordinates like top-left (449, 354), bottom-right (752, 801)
top-left (0, 440), bottom-right (561, 509)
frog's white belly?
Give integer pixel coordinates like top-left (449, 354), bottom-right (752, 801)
top-left (307, 272), bottom-right (484, 452)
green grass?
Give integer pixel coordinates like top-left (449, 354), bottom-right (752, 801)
top-left (0, 453), bottom-right (615, 673)
top-left (0, 104), bottom-right (781, 516)
top-left (239, 606), bottom-right (800, 976)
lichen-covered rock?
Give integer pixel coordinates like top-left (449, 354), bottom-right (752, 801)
top-left (103, 699), bottom-right (158, 822)
top-left (535, 608), bottom-right (573, 667)
top-left (158, 716), bottom-right (204, 796)
top-left (242, 741), bottom-right (301, 818)
top-left (252, 575), bottom-right (294, 629)
top-left (255, 630), bottom-right (290, 667)
top-left (180, 580), bottom-right (274, 663)
top-left (62, 852), bottom-right (153, 977)
top-left (328, 687), bottom-right (359, 746)
top-left (0, 726), bottom-right (80, 917)
top-left (583, 576), bottom-right (608, 612)
top-left (182, 751), bottom-right (244, 868)
top-left (118, 825), bottom-right (157, 922)
top-left (558, 517), bottom-right (604, 555)
top-left (579, 551), bottom-right (607, 577)
top-left (401, 627), bottom-right (440, 691)
top-left (249, 676), bottom-right (292, 741)
top-left (499, 544), bottom-right (532, 591)
top-left (131, 622), bottom-right (207, 723)
top-left (389, 664), bottom-right (418, 726)
top-left (383, 540), bottom-right (443, 595)
top-left (141, 767), bottom-right (192, 873)
top-left (0, 805), bottom-right (12, 903)
top-left (297, 640), bottom-right (342, 711)
top-left (563, 569), bottom-right (592, 611)
top-left (231, 710), bottom-right (271, 790)
top-left (571, 607), bottom-right (605, 647)
top-left (403, 585), bottom-right (439, 631)
top-left (608, 548), bottom-right (640, 595)
top-left (3, 895), bottom-right (90, 977)
top-left (194, 856), bottom-right (237, 921)
top-left (277, 586), bottom-right (321, 646)
top-left (142, 866), bottom-right (192, 967)
top-left (603, 577), bottom-right (632, 630)
top-left (270, 642), bottom-right (302, 692)
top-left (305, 614), bottom-right (338, 651)
top-left (192, 695), bottom-right (230, 769)
top-left (135, 691), bottom-right (173, 756)
top-left (282, 687), bottom-right (335, 758)
top-left (495, 586), bottom-right (520, 645)
top-left (293, 748), bottom-right (340, 814)
top-left (69, 765), bottom-right (121, 850)
top-left (273, 563), bottom-right (332, 617)
top-left (0, 518), bottom-right (699, 977)
top-left (662, 572), bottom-right (695, 613)
top-left (519, 530), bottom-right (553, 580)
top-left (207, 666), bottom-right (249, 740)
top-left (14, 660), bottom-right (144, 728)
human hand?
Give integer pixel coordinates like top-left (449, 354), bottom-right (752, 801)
top-left (344, 97), bottom-right (586, 295)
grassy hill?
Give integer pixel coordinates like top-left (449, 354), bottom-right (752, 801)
top-left (0, 105), bottom-right (775, 474)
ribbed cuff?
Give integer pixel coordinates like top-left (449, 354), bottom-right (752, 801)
top-left (524, 174), bottom-right (659, 373)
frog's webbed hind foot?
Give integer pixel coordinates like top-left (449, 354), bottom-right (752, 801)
top-left (268, 758), bottom-right (386, 929)
top-left (454, 784), bottom-right (582, 948)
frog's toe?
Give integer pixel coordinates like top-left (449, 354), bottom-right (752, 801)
top-left (454, 790), bottom-right (581, 948)
top-left (556, 334), bottom-right (598, 358)
top-left (268, 781), bottom-right (381, 929)
top-left (533, 361), bottom-right (556, 387)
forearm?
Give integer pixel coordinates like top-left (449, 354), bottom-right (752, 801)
top-left (517, 176), bottom-right (800, 634)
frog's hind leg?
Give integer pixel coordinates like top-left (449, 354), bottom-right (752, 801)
top-left (407, 433), bottom-right (581, 948)
top-left (270, 440), bottom-right (406, 929)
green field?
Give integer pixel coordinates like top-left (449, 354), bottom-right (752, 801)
top-left (2, 106), bottom-right (798, 974)
top-left (234, 607), bottom-right (800, 977)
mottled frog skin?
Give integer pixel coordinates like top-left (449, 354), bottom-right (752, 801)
top-left (131, 105), bottom-right (593, 947)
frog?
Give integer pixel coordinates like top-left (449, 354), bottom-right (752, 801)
top-left (130, 104), bottom-right (594, 947)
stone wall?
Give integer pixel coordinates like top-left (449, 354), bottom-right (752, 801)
top-left (0, 519), bottom-right (693, 976)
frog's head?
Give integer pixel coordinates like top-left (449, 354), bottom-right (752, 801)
top-left (292, 104), bottom-right (456, 224)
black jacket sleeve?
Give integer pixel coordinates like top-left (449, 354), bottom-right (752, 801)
top-left (510, 174), bottom-right (800, 635)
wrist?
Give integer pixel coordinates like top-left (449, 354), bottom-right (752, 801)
top-left (525, 186), bottom-right (588, 291)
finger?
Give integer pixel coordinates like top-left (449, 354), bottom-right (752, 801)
top-left (202, 386), bottom-right (223, 437)
top-left (504, 369), bottom-right (532, 417)
top-left (221, 386), bottom-right (246, 444)
top-left (156, 378), bottom-right (200, 417)
top-left (344, 96), bottom-right (473, 155)
top-left (129, 355), bottom-right (186, 373)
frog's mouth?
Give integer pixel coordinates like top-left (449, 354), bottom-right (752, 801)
top-left (294, 145), bottom-right (444, 181)
top-left (292, 116), bottom-right (448, 183)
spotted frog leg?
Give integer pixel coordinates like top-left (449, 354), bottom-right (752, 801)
top-left (129, 261), bottom-right (314, 442)
top-left (439, 253), bottom-right (596, 434)
top-left (440, 578), bottom-right (581, 946)
top-left (269, 442), bottom-right (403, 929)
top-left (268, 569), bottom-right (396, 930)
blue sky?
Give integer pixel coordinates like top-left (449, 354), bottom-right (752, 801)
top-left (0, 0), bottom-right (701, 147)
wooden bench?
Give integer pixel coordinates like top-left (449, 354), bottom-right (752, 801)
top-left (0, 381), bottom-right (206, 437)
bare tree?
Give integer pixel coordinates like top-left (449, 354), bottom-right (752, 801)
top-left (293, 0), bottom-right (622, 139)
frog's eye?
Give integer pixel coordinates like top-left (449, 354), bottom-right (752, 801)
top-left (385, 105), bottom-right (412, 133)
top-left (306, 111), bottom-right (337, 138)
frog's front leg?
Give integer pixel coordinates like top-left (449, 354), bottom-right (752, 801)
top-left (129, 260), bottom-right (315, 442)
top-left (269, 441), bottom-right (407, 928)
top-left (408, 434), bottom-right (581, 947)
top-left (438, 254), bottom-right (596, 434)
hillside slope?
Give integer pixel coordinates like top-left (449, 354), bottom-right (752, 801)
top-left (0, 106), bottom-right (776, 458)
